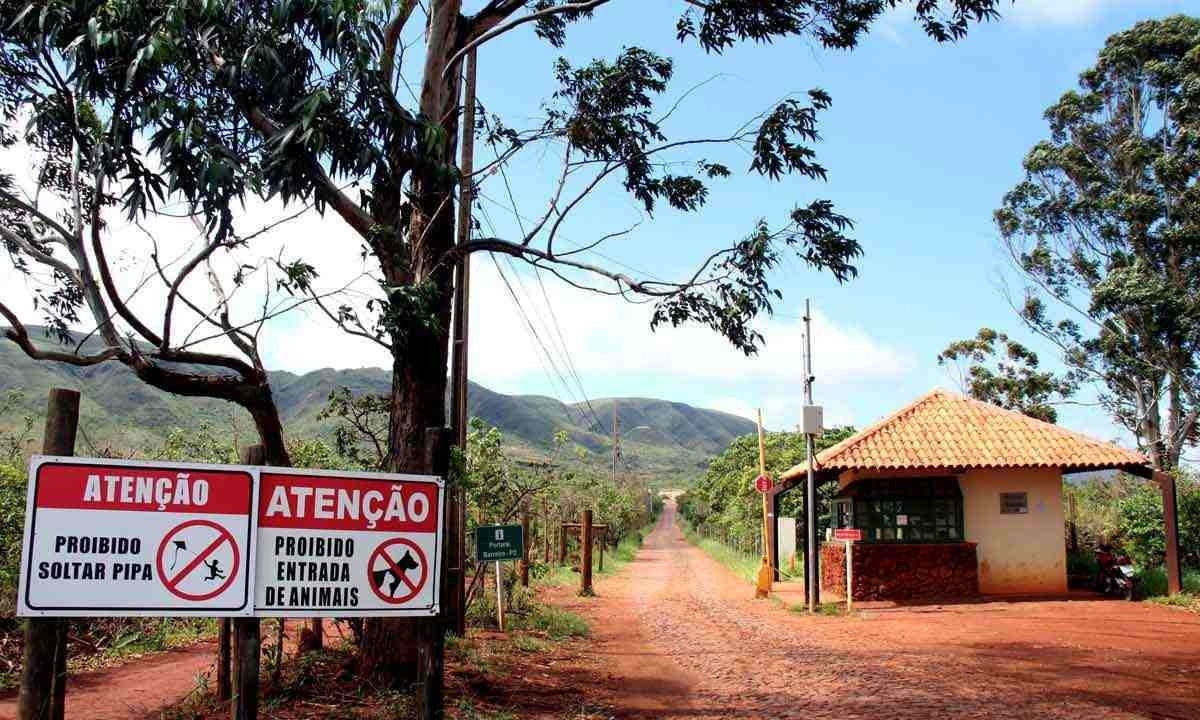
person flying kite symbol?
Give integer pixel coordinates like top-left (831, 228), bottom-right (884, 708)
top-left (202, 558), bottom-right (226, 582)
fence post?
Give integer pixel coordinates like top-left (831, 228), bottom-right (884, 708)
top-left (18, 388), bottom-right (80, 720)
top-left (415, 427), bottom-right (452, 720)
top-left (597, 530), bottom-right (604, 573)
top-left (233, 445), bottom-right (264, 720)
top-left (217, 619), bottom-right (232, 702)
top-left (520, 502), bottom-right (530, 588)
top-left (558, 523), bottom-right (567, 565)
top-left (580, 510), bottom-right (594, 596)
top-left (542, 499), bottom-right (550, 564)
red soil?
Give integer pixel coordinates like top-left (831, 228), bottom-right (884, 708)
top-left (7, 501), bottom-right (1199, 719)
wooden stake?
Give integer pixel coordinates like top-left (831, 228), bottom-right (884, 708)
top-left (415, 427), bottom-right (452, 720)
top-left (233, 444), bottom-right (265, 720)
top-left (217, 619), bottom-right (232, 701)
top-left (580, 510), bottom-right (594, 596)
top-left (597, 531), bottom-right (604, 573)
top-left (18, 388), bottom-right (79, 720)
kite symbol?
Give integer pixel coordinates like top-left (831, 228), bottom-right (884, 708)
top-left (168, 540), bottom-right (190, 571)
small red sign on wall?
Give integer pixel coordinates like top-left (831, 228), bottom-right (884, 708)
top-left (833, 528), bottom-right (862, 542)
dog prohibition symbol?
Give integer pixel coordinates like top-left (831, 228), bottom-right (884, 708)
top-left (370, 549), bottom-right (420, 598)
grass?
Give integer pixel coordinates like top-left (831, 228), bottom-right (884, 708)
top-left (1135, 567), bottom-right (1200, 598)
top-left (533, 520), bottom-right (657, 590)
top-left (510, 603), bottom-right (590, 639)
top-left (679, 522), bottom-right (764, 584)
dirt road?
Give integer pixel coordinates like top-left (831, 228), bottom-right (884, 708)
top-left (0, 641), bottom-right (214, 720)
top-left (553, 501), bottom-right (1200, 720)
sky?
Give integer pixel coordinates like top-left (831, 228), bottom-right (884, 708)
top-left (2, 0), bottom-right (1193, 449)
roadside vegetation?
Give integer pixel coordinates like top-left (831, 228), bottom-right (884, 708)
top-left (0, 384), bottom-right (656, 708)
top-left (677, 427), bottom-right (854, 564)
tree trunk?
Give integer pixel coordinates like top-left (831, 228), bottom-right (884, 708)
top-left (359, 0), bottom-right (464, 686)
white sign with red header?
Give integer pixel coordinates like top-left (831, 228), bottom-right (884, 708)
top-left (254, 469), bottom-right (443, 617)
top-left (833, 528), bottom-right (863, 542)
top-left (18, 456), bottom-right (256, 617)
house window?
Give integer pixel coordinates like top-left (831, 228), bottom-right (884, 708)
top-left (1000, 492), bottom-right (1028, 514)
top-left (835, 477), bottom-right (963, 543)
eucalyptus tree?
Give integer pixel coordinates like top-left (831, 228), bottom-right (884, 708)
top-left (996, 15), bottom-right (1200, 468)
top-left (0, 29), bottom-right (301, 464)
top-left (2, 0), bottom-right (1004, 678)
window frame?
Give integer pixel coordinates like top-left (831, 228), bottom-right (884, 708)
top-left (834, 476), bottom-right (964, 544)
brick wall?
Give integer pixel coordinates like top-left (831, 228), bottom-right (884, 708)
top-left (820, 542), bottom-right (979, 601)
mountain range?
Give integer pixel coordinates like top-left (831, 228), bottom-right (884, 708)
top-left (0, 329), bottom-right (755, 481)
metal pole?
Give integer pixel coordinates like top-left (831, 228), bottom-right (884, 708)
top-left (18, 389), bottom-right (79, 720)
top-left (494, 561), bottom-right (504, 631)
top-left (804, 298), bottom-right (819, 611)
top-left (845, 540), bottom-right (853, 613)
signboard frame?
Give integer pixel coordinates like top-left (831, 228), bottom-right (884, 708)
top-left (254, 466), bottom-right (445, 618)
top-left (17, 456), bottom-right (445, 619)
top-left (18, 455), bottom-right (259, 618)
top-left (474, 524), bottom-right (524, 563)
top-left (832, 528), bottom-right (863, 542)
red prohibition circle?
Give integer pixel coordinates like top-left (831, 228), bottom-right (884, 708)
top-left (367, 538), bottom-right (428, 605)
top-left (156, 519), bottom-right (241, 602)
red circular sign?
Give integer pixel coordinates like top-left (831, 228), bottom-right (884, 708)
top-left (367, 538), bottom-right (428, 605)
top-left (156, 519), bottom-right (240, 601)
top-left (754, 474), bottom-right (773, 493)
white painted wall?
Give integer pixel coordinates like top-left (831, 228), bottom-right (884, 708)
top-left (960, 467), bottom-right (1067, 594)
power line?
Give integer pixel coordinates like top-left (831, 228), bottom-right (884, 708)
top-left (476, 204), bottom-right (589, 425)
top-left (477, 117), bottom-right (607, 434)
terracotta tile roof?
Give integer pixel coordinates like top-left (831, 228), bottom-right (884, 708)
top-left (780, 389), bottom-right (1147, 481)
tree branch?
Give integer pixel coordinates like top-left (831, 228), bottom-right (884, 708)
top-left (449, 0), bottom-right (613, 76)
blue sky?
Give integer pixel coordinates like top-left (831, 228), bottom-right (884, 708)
top-left (423, 0), bottom-right (1190, 444)
top-left (4, 0), bottom-right (1186, 448)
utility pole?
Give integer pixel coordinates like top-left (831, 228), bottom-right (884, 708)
top-left (447, 47), bottom-right (477, 638)
top-left (803, 299), bottom-right (819, 612)
top-left (611, 400), bottom-right (619, 486)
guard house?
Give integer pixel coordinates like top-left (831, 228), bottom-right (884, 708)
top-left (771, 389), bottom-right (1185, 600)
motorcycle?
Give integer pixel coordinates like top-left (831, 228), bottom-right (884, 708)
top-left (1095, 544), bottom-right (1139, 600)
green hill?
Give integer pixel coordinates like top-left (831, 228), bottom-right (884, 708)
top-left (0, 330), bottom-right (754, 483)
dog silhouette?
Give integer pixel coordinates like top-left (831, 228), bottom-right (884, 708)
top-left (371, 549), bottom-right (420, 598)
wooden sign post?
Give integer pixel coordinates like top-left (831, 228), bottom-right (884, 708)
top-left (754, 410), bottom-right (773, 600)
top-left (18, 388), bottom-right (79, 720)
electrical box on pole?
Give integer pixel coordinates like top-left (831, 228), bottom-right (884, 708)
top-left (800, 405), bottom-right (823, 436)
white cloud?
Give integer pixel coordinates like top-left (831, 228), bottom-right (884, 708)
top-left (467, 258), bottom-right (916, 428)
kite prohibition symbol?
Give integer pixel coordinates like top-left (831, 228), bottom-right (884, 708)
top-left (156, 519), bottom-right (241, 602)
